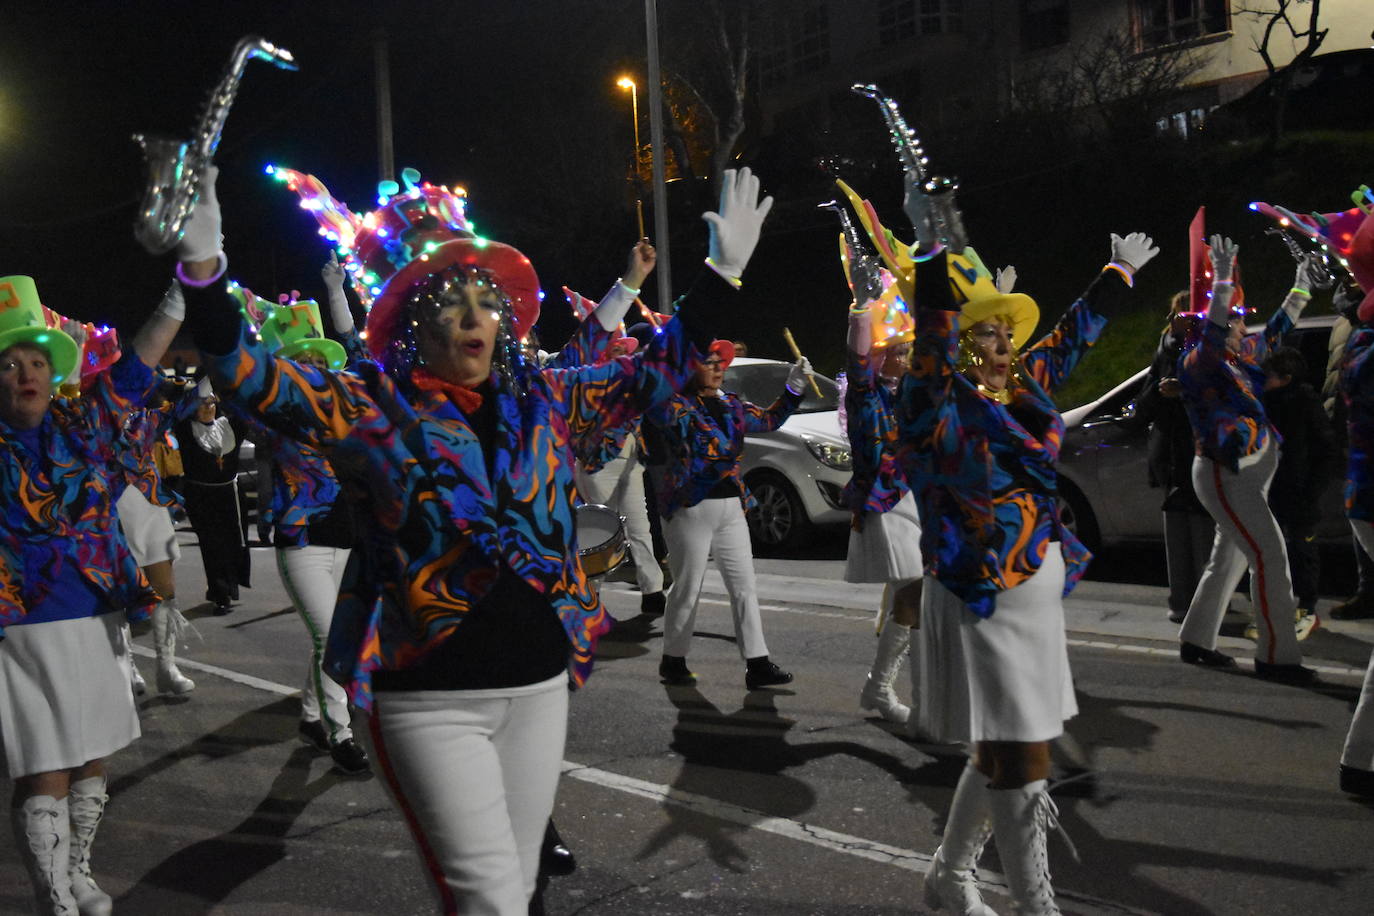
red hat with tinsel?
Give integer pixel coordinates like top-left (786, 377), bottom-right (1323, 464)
top-left (268, 164), bottom-right (542, 358)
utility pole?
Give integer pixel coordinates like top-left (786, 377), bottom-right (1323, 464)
top-left (645, 0), bottom-right (672, 312)
top-left (374, 31), bottom-right (395, 185)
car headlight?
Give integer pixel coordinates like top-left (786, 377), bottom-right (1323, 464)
top-left (805, 438), bottom-right (852, 470)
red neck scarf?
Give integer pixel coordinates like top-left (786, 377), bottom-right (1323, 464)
top-left (412, 368), bottom-right (483, 413)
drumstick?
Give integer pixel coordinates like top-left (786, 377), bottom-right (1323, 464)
top-left (636, 199), bottom-right (646, 241)
top-left (781, 327), bottom-right (823, 398)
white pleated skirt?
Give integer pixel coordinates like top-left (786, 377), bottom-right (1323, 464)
top-left (844, 490), bottom-right (924, 584)
top-left (0, 613), bottom-right (140, 777)
top-left (116, 485), bottom-right (181, 568)
top-left (917, 545), bottom-right (1077, 744)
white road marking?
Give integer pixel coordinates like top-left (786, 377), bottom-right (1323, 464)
top-left (129, 644), bottom-right (300, 697)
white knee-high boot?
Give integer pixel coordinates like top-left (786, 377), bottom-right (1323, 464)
top-left (67, 777), bottom-right (112, 916)
top-left (988, 780), bottom-right (1073, 915)
top-left (11, 795), bottom-right (79, 916)
top-left (923, 762), bottom-right (996, 916)
top-left (153, 599), bottom-right (195, 695)
top-left (860, 622), bottom-right (913, 723)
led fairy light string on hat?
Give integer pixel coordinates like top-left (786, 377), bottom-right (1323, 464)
top-left (1249, 184), bottom-right (1372, 290)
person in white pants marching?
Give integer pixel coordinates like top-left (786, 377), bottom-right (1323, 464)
top-left (647, 339), bottom-right (810, 690)
top-left (1176, 233), bottom-right (1324, 682)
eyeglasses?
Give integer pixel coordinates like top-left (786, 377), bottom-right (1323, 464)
top-left (702, 358), bottom-right (724, 369)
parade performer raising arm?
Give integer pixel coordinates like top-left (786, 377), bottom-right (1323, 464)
top-left (186, 166), bottom-right (772, 914)
top-left (890, 183), bottom-right (1157, 914)
top-left (1175, 226), bottom-right (1324, 682)
top-left (0, 193), bottom-right (201, 913)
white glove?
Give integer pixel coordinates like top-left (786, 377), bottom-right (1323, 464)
top-left (847, 307), bottom-right (872, 359)
top-left (785, 356), bottom-right (813, 394)
top-left (1109, 232), bottom-right (1159, 278)
top-left (1208, 234), bottom-right (1238, 283)
top-left (1293, 252), bottom-right (1324, 293)
top-left (321, 251), bottom-right (353, 333)
top-left (703, 167), bottom-right (774, 280)
top-left (995, 265), bottom-right (1017, 294)
top-left (177, 165), bottom-right (223, 264)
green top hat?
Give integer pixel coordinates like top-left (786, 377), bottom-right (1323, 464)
top-left (0, 276), bottom-right (80, 386)
top-left (257, 299), bottom-right (346, 369)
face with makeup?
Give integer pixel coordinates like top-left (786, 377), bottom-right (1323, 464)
top-left (415, 280), bottom-right (504, 387)
top-left (693, 353), bottom-right (726, 394)
top-left (0, 344), bottom-right (54, 430)
top-left (877, 340), bottom-right (911, 380)
top-left (963, 318), bottom-right (1014, 391)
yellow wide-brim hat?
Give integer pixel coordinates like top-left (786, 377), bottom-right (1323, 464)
top-left (948, 249), bottom-right (1039, 351)
top-left (0, 276), bottom-right (80, 386)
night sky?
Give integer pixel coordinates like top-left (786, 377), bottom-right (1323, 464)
top-left (0, 0), bottom-right (688, 349)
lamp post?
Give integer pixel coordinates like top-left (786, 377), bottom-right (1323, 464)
top-left (617, 76), bottom-right (645, 239)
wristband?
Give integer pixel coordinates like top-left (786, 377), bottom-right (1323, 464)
top-left (1289, 286), bottom-right (1312, 298)
top-left (909, 242), bottom-right (945, 263)
top-left (1105, 262), bottom-right (1134, 287)
top-left (175, 253), bottom-right (228, 288)
top-left (1212, 278), bottom-right (1234, 286)
top-left (704, 257), bottom-right (743, 289)
top-left (617, 279), bottom-right (641, 296)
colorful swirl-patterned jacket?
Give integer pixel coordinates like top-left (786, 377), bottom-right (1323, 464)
top-left (258, 328), bottom-right (367, 547)
top-left (1341, 325), bottom-right (1374, 521)
top-left (842, 351), bottom-right (908, 518)
top-left (647, 384), bottom-right (803, 520)
top-left (198, 275), bottom-right (724, 707)
top-left (1178, 304), bottom-right (1293, 471)
top-left (896, 250), bottom-right (1116, 618)
top-left (0, 352), bottom-right (160, 635)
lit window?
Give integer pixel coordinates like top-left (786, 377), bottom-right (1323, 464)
top-left (1135, 0), bottom-right (1230, 49)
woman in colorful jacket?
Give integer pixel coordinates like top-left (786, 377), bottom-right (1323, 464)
top-left (893, 182), bottom-right (1157, 915)
top-left (841, 276), bottom-right (923, 725)
top-left (646, 338), bottom-right (810, 690)
top-left (0, 207), bottom-right (196, 912)
top-left (250, 260), bottom-right (373, 777)
top-left (188, 167), bottom-right (772, 914)
top-left (1336, 216), bottom-right (1374, 800)
top-left (1175, 235), bottom-right (1323, 682)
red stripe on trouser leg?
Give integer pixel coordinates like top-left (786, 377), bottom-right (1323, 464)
top-left (1210, 461), bottom-right (1279, 663)
top-left (367, 711), bottom-right (457, 915)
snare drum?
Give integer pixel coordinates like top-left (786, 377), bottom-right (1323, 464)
top-left (575, 503), bottom-right (627, 578)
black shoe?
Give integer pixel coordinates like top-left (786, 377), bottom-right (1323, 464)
top-left (329, 738), bottom-right (371, 775)
top-left (1180, 641), bottom-right (1237, 668)
top-left (745, 657), bottom-right (793, 690)
top-left (1253, 660), bottom-right (1319, 685)
top-left (1167, 608), bottom-right (1186, 624)
top-left (213, 598), bottom-right (233, 616)
top-left (540, 821), bottom-right (577, 876)
top-left (298, 719), bottom-right (330, 753)
top-left (640, 591), bottom-right (666, 617)
top-left (1331, 596), bottom-right (1374, 620)
top-left (1340, 764), bottom-right (1374, 797)
top-left (658, 655), bottom-right (696, 686)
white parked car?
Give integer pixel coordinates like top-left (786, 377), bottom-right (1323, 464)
top-left (722, 357), bottom-right (852, 550)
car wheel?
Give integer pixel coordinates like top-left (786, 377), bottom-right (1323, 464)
top-left (745, 471), bottom-right (813, 553)
top-left (1056, 479), bottom-right (1100, 554)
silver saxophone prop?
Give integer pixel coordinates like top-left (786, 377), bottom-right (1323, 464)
top-left (1263, 227), bottom-right (1340, 290)
top-left (133, 36), bottom-right (298, 255)
top-left (851, 82), bottom-right (967, 252)
top-left (820, 199), bottom-right (885, 307)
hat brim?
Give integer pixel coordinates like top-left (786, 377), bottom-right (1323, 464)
top-left (957, 293), bottom-right (1040, 351)
top-left (365, 238), bottom-right (541, 358)
top-left (0, 327), bottom-right (80, 387)
top-left (279, 338), bottom-right (348, 370)
top-left (707, 339), bottom-right (736, 369)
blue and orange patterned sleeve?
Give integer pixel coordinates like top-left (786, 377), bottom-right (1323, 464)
top-left (742, 385), bottom-right (803, 434)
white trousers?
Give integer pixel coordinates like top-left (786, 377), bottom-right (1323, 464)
top-left (370, 674), bottom-right (568, 916)
top-left (277, 546), bottom-right (352, 743)
top-left (576, 441), bottom-right (663, 594)
top-left (1179, 442), bottom-right (1301, 665)
top-left (1342, 519), bottom-right (1374, 770)
top-left (662, 497), bottom-right (768, 659)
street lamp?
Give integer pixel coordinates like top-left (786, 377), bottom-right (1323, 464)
top-left (616, 76), bottom-right (645, 237)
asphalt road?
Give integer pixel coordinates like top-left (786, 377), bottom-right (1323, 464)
top-left (1, 533), bottom-right (1370, 915)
